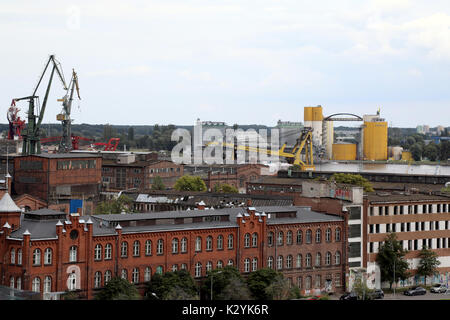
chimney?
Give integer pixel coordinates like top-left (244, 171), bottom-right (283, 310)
top-left (247, 207), bottom-right (256, 215)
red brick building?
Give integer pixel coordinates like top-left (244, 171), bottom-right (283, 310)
top-left (0, 193), bottom-right (346, 299)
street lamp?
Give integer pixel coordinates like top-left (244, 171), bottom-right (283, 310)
top-left (211, 271), bottom-right (222, 300)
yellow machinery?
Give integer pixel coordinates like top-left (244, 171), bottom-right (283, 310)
top-left (207, 128), bottom-right (315, 171)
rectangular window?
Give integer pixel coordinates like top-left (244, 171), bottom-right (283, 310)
top-left (407, 223), bottom-right (410, 232)
top-left (348, 207), bottom-right (361, 220)
top-left (376, 224), bottom-right (380, 233)
top-left (369, 225), bottom-right (374, 234)
top-left (414, 239), bottom-right (418, 250)
top-left (349, 225), bottom-right (361, 238)
top-left (349, 242), bottom-right (361, 258)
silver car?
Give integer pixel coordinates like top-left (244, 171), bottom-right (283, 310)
top-left (430, 284), bottom-right (447, 293)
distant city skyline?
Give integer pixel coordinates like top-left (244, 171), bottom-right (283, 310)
top-left (1, 1), bottom-right (450, 128)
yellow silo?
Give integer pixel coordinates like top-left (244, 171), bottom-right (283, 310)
top-left (312, 106), bottom-right (323, 121)
top-left (363, 121), bottom-right (388, 160)
top-left (304, 107), bottom-right (313, 122)
top-left (332, 143), bottom-right (357, 160)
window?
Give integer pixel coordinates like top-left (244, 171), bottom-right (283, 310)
top-left (145, 240), bottom-right (152, 256)
top-left (228, 234), bottom-right (234, 249)
top-left (172, 238), bottom-right (179, 254)
top-left (206, 261), bottom-right (213, 272)
top-left (157, 239), bottom-right (164, 255)
top-left (305, 276), bottom-right (312, 290)
top-left (315, 229), bottom-right (322, 243)
top-left (121, 269), bottom-right (128, 280)
top-left (94, 272), bottom-right (101, 288)
top-left (297, 230), bottom-right (303, 244)
top-left (217, 235), bottom-right (223, 250)
top-left (296, 254), bottom-right (302, 268)
top-left (144, 267), bottom-right (152, 282)
top-left (68, 273), bottom-right (76, 291)
top-left (10, 276), bottom-right (14, 289)
top-left (306, 229), bottom-right (312, 244)
top-left (105, 243), bottom-right (112, 260)
top-left (16, 278), bottom-right (21, 290)
top-left (335, 274), bottom-right (341, 287)
top-left (315, 275), bottom-right (321, 288)
top-left (121, 242), bottom-right (128, 258)
top-left (132, 268), bottom-right (139, 283)
top-left (195, 237), bottom-right (202, 252)
top-left (33, 249), bottom-right (41, 265)
top-left (69, 246), bottom-right (78, 262)
top-left (335, 251), bottom-right (341, 265)
top-left (252, 258), bottom-right (258, 271)
top-left (244, 258), bottom-right (250, 272)
top-left (268, 232), bottom-right (274, 246)
top-left (206, 236), bottom-right (213, 251)
top-left (325, 252), bottom-right (332, 266)
top-left (286, 255), bottom-right (293, 269)
top-left (277, 231), bottom-right (284, 246)
top-left (44, 248), bottom-right (52, 265)
top-left (268, 256), bottom-right (274, 269)
top-left (306, 254), bottom-right (312, 267)
top-left (94, 244), bottom-right (102, 261)
top-left (252, 233), bottom-right (258, 247)
top-left (297, 276), bottom-right (302, 289)
top-left (133, 241), bottom-right (140, 257)
top-left (227, 259), bottom-right (233, 266)
top-left (195, 263), bottom-right (202, 278)
top-left (244, 233), bottom-right (251, 248)
top-left (277, 255), bottom-right (283, 270)
top-left (32, 277), bottom-right (41, 292)
top-left (325, 229), bottom-right (331, 242)
top-left (335, 228), bottom-right (341, 242)
top-left (286, 231), bottom-right (293, 245)
top-left (10, 248), bottom-right (15, 264)
top-left (217, 260), bottom-right (224, 269)
top-left (172, 264), bottom-right (178, 272)
top-left (104, 270), bottom-right (112, 284)
top-left (17, 249), bottom-right (22, 265)
top-left (315, 253), bottom-right (321, 267)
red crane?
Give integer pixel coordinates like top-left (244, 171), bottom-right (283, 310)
top-left (93, 138), bottom-right (120, 151)
top-left (40, 135), bottom-right (94, 150)
top-left (7, 100), bottom-right (26, 139)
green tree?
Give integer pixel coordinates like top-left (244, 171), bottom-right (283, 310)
top-left (95, 277), bottom-right (141, 300)
top-left (417, 246), bottom-right (441, 286)
top-left (351, 270), bottom-right (374, 300)
top-left (151, 176), bottom-right (166, 190)
top-left (329, 173), bottom-right (374, 192)
top-left (246, 268), bottom-right (284, 300)
top-left (213, 183), bottom-right (238, 193)
top-left (201, 266), bottom-right (246, 300)
top-left (423, 143), bottom-right (439, 161)
top-left (264, 276), bottom-right (291, 300)
top-left (219, 278), bottom-right (252, 300)
top-left (145, 270), bottom-right (198, 300)
top-left (439, 141), bottom-right (450, 161)
top-left (375, 233), bottom-right (410, 290)
top-left (94, 195), bottom-right (134, 214)
top-left (174, 175), bottom-right (207, 192)
top-left (410, 143), bottom-right (423, 161)
top-left (103, 124), bottom-right (116, 141)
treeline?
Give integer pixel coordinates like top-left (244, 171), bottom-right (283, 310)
top-left (389, 132), bottom-right (450, 161)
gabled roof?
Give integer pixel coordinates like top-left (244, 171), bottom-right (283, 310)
top-left (0, 193), bottom-right (21, 212)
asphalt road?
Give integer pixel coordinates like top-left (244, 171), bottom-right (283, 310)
top-left (383, 292), bottom-right (450, 300)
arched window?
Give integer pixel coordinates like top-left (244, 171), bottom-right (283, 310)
top-left (315, 229), bottom-right (322, 243)
top-left (157, 239), bottom-right (164, 255)
top-left (68, 273), bottom-right (76, 291)
top-left (296, 254), bottom-right (302, 268)
top-left (133, 241), bottom-right (140, 256)
top-left (277, 255), bottom-right (283, 270)
top-left (206, 236), bottom-right (213, 251)
top-left (315, 253), bottom-right (321, 266)
top-left (335, 251), bottom-right (341, 265)
top-left (286, 255), bottom-right (293, 269)
top-left (172, 238), bottom-right (179, 254)
top-left (181, 238), bottom-right (188, 253)
top-left (217, 260), bottom-right (224, 269)
top-left (244, 258), bottom-right (250, 272)
top-left (104, 270), bottom-right (112, 284)
top-left (16, 277), bottom-right (21, 290)
top-left (10, 248), bottom-right (15, 264)
top-left (297, 276), bottom-right (302, 289)
top-left (268, 232), bottom-right (274, 246)
top-left (94, 244), bottom-right (102, 260)
top-left (132, 268), bottom-right (139, 283)
top-left (306, 229), bottom-right (312, 244)
top-left (195, 237), bottom-right (202, 252)
top-left (32, 277), bottom-right (41, 292)
top-left (217, 235), bottom-right (224, 250)
top-left (105, 243), bottom-right (112, 260)
top-left (306, 253), bottom-right (312, 267)
top-left (286, 231), bottom-right (293, 245)
top-left (277, 231), bottom-right (284, 246)
top-left (17, 249), bottom-right (22, 265)
top-left (44, 248), bottom-right (52, 265)
top-left (121, 269), bottom-right (128, 280)
top-left (252, 258), bottom-right (258, 271)
top-left (181, 263), bottom-right (187, 270)
top-left (297, 230), bottom-right (303, 244)
top-left (144, 267), bottom-right (152, 282)
top-left (228, 234), bottom-right (234, 249)
top-left (94, 272), bottom-right (102, 288)
top-left (33, 249), bottom-right (41, 265)
top-left (120, 242), bottom-right (128, 257)
top-left (172, 264), bottom-right (178, 272)
top-left (252, 233), bottom-right (258, 247)
top-left (195, 263), bottom-right (202, 278)
top-left (206, 261), bottom-right (213, 272)
top-left (156, 266), bottom-right (163, 275)
top-left (227, 259), bottom-right (233, 266)
top-left (335, 228), bottom-right (341, 242)
top-left (267, 256), bottom-right (274, 269)
top-left (325, 252), bottom-right (332, 266)
top-left (305, 276), bottom-right (312, 290)
top-left (315, 275), bottom-right (321, 288)
top-left (145, 240), bottom-right (152, 255)
top-left (325, 228), bottom-right (331, 242)
top-left (244, 233), bottom-right (251, 248)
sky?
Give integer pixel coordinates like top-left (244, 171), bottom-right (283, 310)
top-left (1, 0), bottom-right (450, 128)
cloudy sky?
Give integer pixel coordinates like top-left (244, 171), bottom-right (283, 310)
top-left (1, 0), bottom-right (450, 128)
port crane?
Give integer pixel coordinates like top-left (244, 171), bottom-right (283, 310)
top-left (12, 55), bottom-right (68, 155)
top-left (207, 127), bottom-right (315, 171)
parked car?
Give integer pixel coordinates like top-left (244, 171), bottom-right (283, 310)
top-left (339, 292), bottom-right (358, 300)
top-left (430, 284), bottom-right (448, 293)
top-left (404, 286), bottom-right (426, 296)
top-left (369, 289), bottom-right (384, 299)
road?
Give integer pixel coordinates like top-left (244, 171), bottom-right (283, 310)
top-left (383, 292), bottom-right (450, 300)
